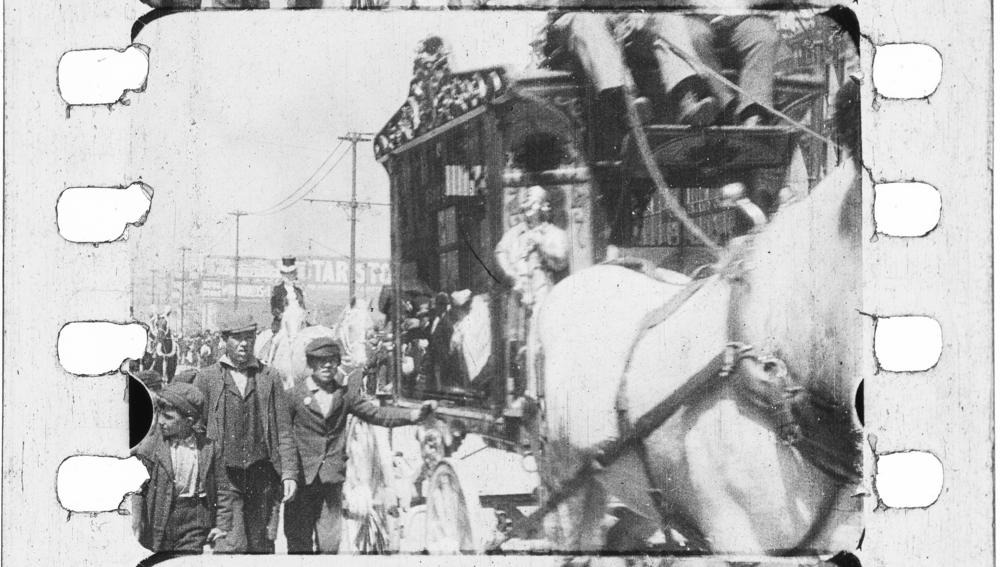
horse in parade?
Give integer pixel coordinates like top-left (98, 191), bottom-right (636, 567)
top-left (251, 258), bottom-right (403, 553)
top-left (142, 308), bottom-right (179, 382)
top-left (255, 257), bottom-right (338, 389)
top-left (341, 412), bottom-right (407, 553)
top-left (127, 11), bottom-right (866, 557)
top-left (533, 81), bottom-right (863, 554)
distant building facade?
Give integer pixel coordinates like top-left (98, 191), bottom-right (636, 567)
top-left (133, 255), bottom-right (391, 333)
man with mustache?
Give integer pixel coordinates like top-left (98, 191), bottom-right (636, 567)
top-left (192, 312), bottom-right (296, 554)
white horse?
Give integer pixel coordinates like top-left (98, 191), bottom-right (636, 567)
top-left (338, 302), bottom-right (374, 369)
top-left (256, 299), bottom-right (337, 389)
top-left (535, 149), bottom-right (863, 553)
top-left (341, 413), bottom-right (402, 553)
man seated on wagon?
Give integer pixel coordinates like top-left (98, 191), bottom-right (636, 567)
top-left (634, 12), bottom-right (780, 127)
top-left (543, 6), bottom-right (781, 145)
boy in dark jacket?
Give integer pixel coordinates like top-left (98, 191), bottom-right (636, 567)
top-left (283, 337), bottom-right (436, 553)
top-left (132, 383), bottom-right (225, 552)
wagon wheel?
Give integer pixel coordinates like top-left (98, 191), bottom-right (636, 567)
top-left (424, 460), bottom-right (480, 554)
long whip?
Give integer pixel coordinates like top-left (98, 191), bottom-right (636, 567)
top-left (619, 71), bottom-right (724, 259)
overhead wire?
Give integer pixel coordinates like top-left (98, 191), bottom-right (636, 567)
top-left (307, 238), bottom-right (351, 260)
top-left (249, 138), bottom-right (345, 214)
top-left (247, 143), bottom-right (353, 216)
top-left (192, 142), bottom-right (353, 260)
top-left (245, 139), bottom-right (348, 216)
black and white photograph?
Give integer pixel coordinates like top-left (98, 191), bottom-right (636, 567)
top-left (3, 1), bottom-right (994, 566)
top-left (121, 4), bottom-right (865, 559)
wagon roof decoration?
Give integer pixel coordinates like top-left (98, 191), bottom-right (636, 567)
top-left (374, 35), bottom-right (509, 160)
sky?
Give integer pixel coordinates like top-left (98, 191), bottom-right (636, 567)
top-left (128, 10), bottom-right (547, 276)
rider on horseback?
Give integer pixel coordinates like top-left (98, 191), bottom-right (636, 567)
top-left (270, 256), bottom-right (306, 335)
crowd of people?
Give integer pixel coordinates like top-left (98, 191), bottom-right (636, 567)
top-left (137, 310), bottom-right (226, 380)
top-left (172, 331), bottom-right (225, 368)
top-left (367, 286), bottom-right (498, 403)
top-left (131, 312), bottom-right (438, 554)
top-left (365, 290), bottom-right (461, 399)
top-left (360, 182), bottom-right (569, 405)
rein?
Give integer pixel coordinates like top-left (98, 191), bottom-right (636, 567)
top-left (620, 78), bottom-right (723, 259)
top-left (506, 245), bottom-right (839, 553)
top-left (649, 35), bottom-right (840, 149)
top-left (504, 270), bottom-right (719, 543)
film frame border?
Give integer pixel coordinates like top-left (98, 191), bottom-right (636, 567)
top-left (3, 0), bottom-right (991, 566)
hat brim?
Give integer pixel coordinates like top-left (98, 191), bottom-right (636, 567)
top-left (221, 324), bottom-right (258, 335)
top-left (279, 266), bottom-right (298, 274)
top-left (306, 350), bottom-right (341, 359)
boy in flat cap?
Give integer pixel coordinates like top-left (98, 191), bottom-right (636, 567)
top-left (134, 369), bottom-right (164, 395)
top-left (191, 312), bottom-right (297, 554)
top-left (132, 383), bottom-right (225, 553)
top-left (283, 336), bottom-right (436, 554)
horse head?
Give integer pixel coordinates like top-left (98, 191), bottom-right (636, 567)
top-left (731, 79), bottom-right (862, 411)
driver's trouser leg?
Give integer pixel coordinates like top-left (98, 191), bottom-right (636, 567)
top-left (550, 13), bottom-right (629, 93)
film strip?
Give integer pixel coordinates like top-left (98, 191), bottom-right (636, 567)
top-left (5, 1), bottom-right (991, 566)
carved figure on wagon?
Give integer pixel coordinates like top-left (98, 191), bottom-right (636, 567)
top-left (495, 185), bottom-right (569, 405)
top-left (495, 185), bottom-right (570, 314)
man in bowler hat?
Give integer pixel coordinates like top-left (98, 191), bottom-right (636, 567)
top-left (283, 337), bottom-right (437, 553)
top-left (191, 312), bottom-right (296, 554)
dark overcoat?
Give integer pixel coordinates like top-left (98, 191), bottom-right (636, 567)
top-left (132, 429), bottom-right (220, 552)
top-left (270, 283), bottom-right (305, 319)
top-left (284, 373), bottom-right (417, 486)
top-left (192, 359), bottom-right (298, 482)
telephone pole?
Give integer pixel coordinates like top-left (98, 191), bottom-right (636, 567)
top-left (337, 131), bottom-right (374, 303)
top-left (229, 211), bottom-right (246, 310)
top-left (180, 246), bottom-right (190, 336)
top-left (304, 195), bottom-right (388, 301)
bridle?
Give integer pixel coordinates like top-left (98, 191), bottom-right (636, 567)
top-left (506, 240), bottom-right (844, 554)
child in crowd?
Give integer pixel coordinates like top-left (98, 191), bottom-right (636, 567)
top-left (132, 383), bottom-right (226, 552)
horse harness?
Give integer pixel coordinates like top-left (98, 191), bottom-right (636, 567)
top-left (610, 258), bottom-right (808, 551)
top-left (513, 245), bottom-right (846, 552)
top-left (501, 75), bottom-right (856, 548)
